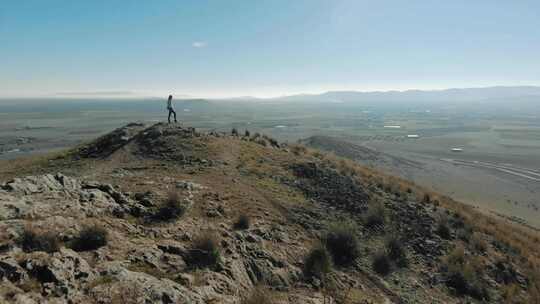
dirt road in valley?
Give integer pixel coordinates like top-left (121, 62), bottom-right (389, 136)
top-left (441, 158), bottom-right (540, 182)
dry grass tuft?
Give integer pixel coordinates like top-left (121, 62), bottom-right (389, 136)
top-left (69, 224), bottom-right (108, 252)
top-left (386, 235), bottom-right (407, 267)
top-left (323, 222), bottom-right (361, 267)
top-left (241, 286), bottom-right (278, 304)
top-left (372, 251), bottom-right (391, 275)
top-left (364, 201), bottom-right (386, 229)
top-left (151, 190), bottom-right (187, 222)
top-left (442, 246), bottom-right (489, 300)
top-left (18, 226), bottom-right (60, 253)
top-left (233, 213), bottom-right (250, 230)
top-left (303, 243), bottom-right (332, 280)
top-left (187, 231), bottom-right (221, 269)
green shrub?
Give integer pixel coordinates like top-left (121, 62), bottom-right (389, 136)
top-left (446, 265), bottom-right (489, 300)
top-left (446, 268), bottom-right (469, 294)
top-left (323, 223), bottom-right (360, 267)
top-left (386, 236), bottom-right (407, 267)
top-left (188, 232), bottom-right (221, 269)
top-left (437, 221), bottom-right (452, 240)
top-left (372, 251), bottom-right (391, 275)
top-left (233, 214), bottom-right (250, 230)
top-left (364, 202), bottom-right (386, 229)
top-left (244, 130), bottom-right (251, 137)
top-left (303, 244), bottom-right (332, 280)
top-left (231, 128), bottom-right (239, 136)
top-left (443, 247), bottom-right (489, 300)
top-left (152, 191), bottom-right (186, 222)
top-left (70, 225), bottom-right (108, 252)
top-left (457, 227), bottom-right (472, 243)
top-left (18, 227), bottom-right (60, 253)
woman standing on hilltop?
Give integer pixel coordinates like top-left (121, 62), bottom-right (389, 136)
top-left (167, 94), bottom-right (177, 123)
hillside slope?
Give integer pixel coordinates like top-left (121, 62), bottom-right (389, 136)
top-left (0, 123), bottom-right (539, 303)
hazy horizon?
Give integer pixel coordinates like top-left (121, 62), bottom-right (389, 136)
top-left (1, 84), bottom-right (540, 101)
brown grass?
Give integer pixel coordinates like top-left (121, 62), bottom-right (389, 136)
top-left (88, 275), bottom-right (116, 289)
top-left (501, 283), bottom-right (522, 303)
top-left (127, 262), bottom-right (170, 280)
top-left (290, 144), bottom-right (308, 155)
top-left (0, 149), bottom-right (77, 180)
top-left (19, 277), bottom-right (42, 293)
top-left (442, 245), bottom-right (489, 299)
top-left (18, 225), bottom-right (60, 253)
top-left (241, 286), bottom-right (278, 304)
top-left (364, 201), bottom-right (386, 229)
top-left (4, 133), bottom-right (540, 302)
top-left (299, 144), bottom-right (540, 301)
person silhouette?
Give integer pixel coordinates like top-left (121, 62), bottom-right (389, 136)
top-left (167, 95), bottom-right (177, 123)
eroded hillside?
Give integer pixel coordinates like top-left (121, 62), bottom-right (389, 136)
top-left (0, 123), bottom-right (539, 303)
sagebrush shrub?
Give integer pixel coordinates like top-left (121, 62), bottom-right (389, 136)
top-left (323, 222), bottom-right (360, 267)
top-left (386, 236), bottom-right (407, 267)
top-left (303, 244), bottom-right (332, 280)
top-left (437, 221), bottom-right (452, 239)
top-left (188, 232), bottom-right (221, 269)
top-left (364, 202), bottom-right (386, 229)
top-left (152, 191), bottom-right (186, 222)
top-left (443, 246), bottom-right (489, 300)
top-left (18, 227), bottom-right (60, 253)
top-left (373, 251), bottom-right (391, 275)
top-left (70, 225), bottom-right (108, 252)
top-left (233, 214), bottom-right (250, 230)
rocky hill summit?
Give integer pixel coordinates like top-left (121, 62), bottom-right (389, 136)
top-left (0, 123), bottom-right (539, 303)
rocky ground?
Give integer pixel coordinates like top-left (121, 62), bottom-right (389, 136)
top-left (0, 123), bottom-right (538, 303)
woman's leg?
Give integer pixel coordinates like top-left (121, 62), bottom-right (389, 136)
top-left (172, 109), bottom-right (177, 122)
top-left (168, 110), bottom-right (172, 123)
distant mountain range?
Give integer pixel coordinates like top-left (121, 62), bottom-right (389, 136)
top-left (2, 86), bottom-right (539, 108)
top-left (254, 86), bottom-right (540, 104)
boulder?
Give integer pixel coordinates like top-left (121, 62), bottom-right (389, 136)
top-left (21, 248), bottom-right (95, 297)
top-left (92, 263), bottom-right (204, 304)
top-left (1, 174), bottom-right (80, 195)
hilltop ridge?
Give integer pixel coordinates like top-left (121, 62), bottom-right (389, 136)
top-left (0, 123), bottom-right (539, 303)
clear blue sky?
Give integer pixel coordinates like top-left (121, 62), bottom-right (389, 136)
top-left (1, 0), bottom-right (539, 98)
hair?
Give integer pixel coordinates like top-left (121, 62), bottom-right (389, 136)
top-left (168, 95), bottom-right (173, 100)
